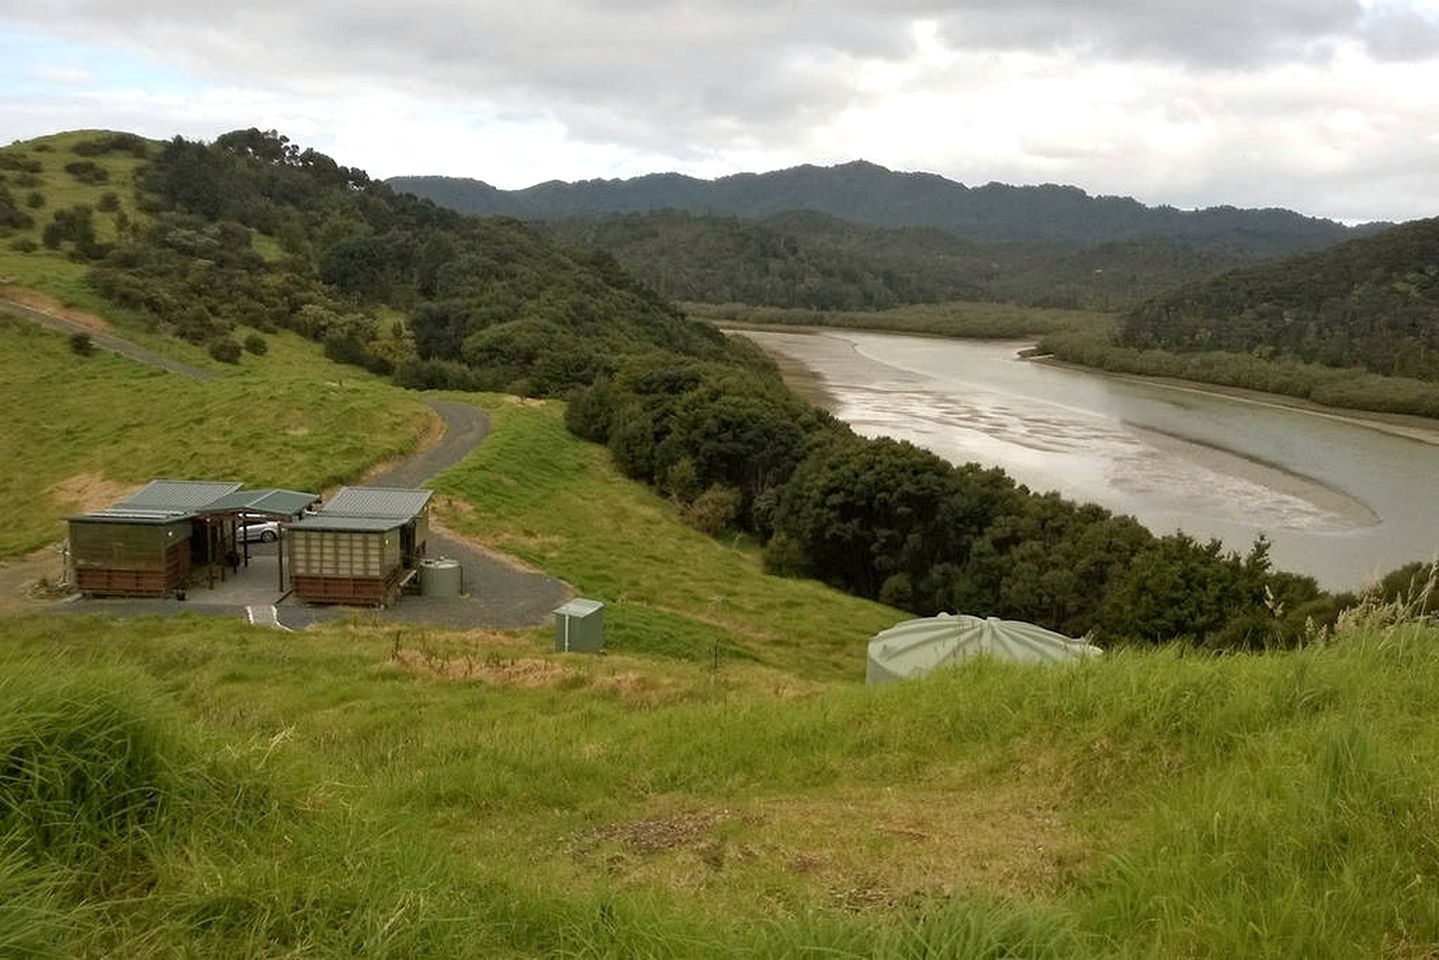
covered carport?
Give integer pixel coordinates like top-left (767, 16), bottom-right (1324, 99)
top-left (199, 488), bottom-right (320, 590)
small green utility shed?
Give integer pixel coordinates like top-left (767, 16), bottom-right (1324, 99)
top-left (554, 598), bottom-right (605, 653)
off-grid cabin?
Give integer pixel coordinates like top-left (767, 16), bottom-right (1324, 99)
top-left (288, 486), bottom-right (432, 606)
top-left (68, 479), bottom-right (242, 597)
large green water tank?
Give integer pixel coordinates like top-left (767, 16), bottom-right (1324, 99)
top-left (419, 557), bottom-right (463, 597)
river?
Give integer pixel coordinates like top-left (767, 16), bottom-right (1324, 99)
top-left (735, 327), bottom-right (1439, 590)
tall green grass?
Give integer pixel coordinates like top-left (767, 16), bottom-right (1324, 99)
top-left (1, 612), bottom-right (1437, 956)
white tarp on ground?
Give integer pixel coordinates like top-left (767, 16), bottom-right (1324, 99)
top-left (866, 613), bottom-right (1102, 684)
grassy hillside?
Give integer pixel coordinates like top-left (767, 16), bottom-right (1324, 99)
top-left (0, 132), bottom-right (153, 307)
top-left (0, 316), bottom-right (431, 558)
top-left (2, 607), bottom-right (1436, 956)
top-left (430, 397), bottom-right (900, 679)
top-left (1, 128), bottom-right (1436, 959)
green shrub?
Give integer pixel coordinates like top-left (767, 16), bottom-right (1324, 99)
top-left (62, 160), bottom-right (109, 185)
top-left (25, 190), bottom-right (43, 209)
top-left (242, 333), bottom-right (268, 355)
top-left (96, 191), bottom-right (120, 212)
top-left (68, 332), bottom-right (94, 356)
top-left (71, 133), bottom-right (148, 158)
top-left (679, 483), bottom-right (742, 535)
top-left (208, 336), bottom-right (242, 363)
top-left (0, 153), bottom-right (41, 173)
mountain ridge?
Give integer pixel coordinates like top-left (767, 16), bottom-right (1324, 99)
top-left (388, 159), bottom-right (1381, 253)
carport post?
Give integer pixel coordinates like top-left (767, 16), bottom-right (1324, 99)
top-left (277, 532), bottom-right (284, 592)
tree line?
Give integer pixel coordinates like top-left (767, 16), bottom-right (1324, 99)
top-left (565, 351), bottom-right (1347, 649)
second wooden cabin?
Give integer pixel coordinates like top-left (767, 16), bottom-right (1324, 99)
top-left (287, 486), bottom-right (432, 606)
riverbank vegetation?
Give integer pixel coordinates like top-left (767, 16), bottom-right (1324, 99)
top-left (1039, 327), bottom-right (1439, 419)
top-left (1029, 216), bottom-right (1439, 419)
top-left (688, 299), bottom-right (1112, 340)
top-left (563, 351), bottom-right (1344, 649)
top-left (2, 601), bottom-right (1438, 956)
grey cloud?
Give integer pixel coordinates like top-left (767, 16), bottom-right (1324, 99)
top-left (8, 1), bottom-right (908, 150)
top-left (5, 0), bottom-right (1439, 222)
top-left (8, 1), bottom-right (1433, 142)
top-left (1359, 5), bottom-right (1439, 60)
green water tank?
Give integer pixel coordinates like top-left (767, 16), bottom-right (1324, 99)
top-left (418, 558), bottom-right (463, 597)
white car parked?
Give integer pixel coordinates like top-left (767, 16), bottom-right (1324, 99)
top-left (237, 516), bottom-right (280, 543)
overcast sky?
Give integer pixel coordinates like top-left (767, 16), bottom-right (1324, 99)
top-left (3, 1), bottom-right (1438, 223)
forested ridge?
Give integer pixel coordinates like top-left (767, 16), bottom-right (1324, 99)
top-left (541, 208), bottom-right (1252, 311)
top-left (1120, 216), bottom-right (1439, 380)
top-left (393, 161), bottom-right (1377, 312)
top-left (390, 160), bottom-right (1372, 251)
top-left (5, 129), bottom-right (1421, 649)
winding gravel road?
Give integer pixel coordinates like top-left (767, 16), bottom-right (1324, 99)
top-left (1, 296), bottom-right (215, 379)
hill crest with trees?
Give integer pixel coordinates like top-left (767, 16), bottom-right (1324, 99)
top-left (1119, 216), bottom-right (1439, 381)
top-left (389, 159), bottom-right (1376, 252)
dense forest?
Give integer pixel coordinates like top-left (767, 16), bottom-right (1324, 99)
top-left (394, 161), bottom-right (1381, 312)
top-left (542, 209), bottom-right (1253, 311)
top-left (0, 130), bottom-right (1377, 647)
top-left (390, 160), bottom-right (1374, 251)
top-left (1120, 216), bottom-right (1439, 381)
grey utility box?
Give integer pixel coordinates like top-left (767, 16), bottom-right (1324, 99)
top-left (554, 598), bottom-right (605, 653)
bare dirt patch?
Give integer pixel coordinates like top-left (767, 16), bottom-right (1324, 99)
top-left (577, 811), bottom-right (729, 857)
top-left (559, 758), bottom-right (1090, 908)
top-left (0, 287), bottom-right (114, 333)
top-left (48, 471), bottom-right (138, 514)
top-left (0, 544), bottom-right (71, 615)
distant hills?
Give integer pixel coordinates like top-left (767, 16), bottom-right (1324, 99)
top-left (538, 208), bottom-right (1258, 312)
top-left (388, 161), bottom-right (1382, 311)
top-left (389, 160), bottom-right (1374, 253)
top-left (1121, 216), bottom-right (1439, 380)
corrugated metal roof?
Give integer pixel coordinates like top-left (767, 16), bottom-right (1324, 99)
top-left (117, 479), bottom-right (241, 512)
top-left (204, 488), bottom-right (319, 516)
top-left (289, 515), bottom-right (405, 533)
top-left (321, 486), bottom-right (432, 520)
top-left (555, 598), bottom-right (604, 618)
top-left (70, 508), bottom-right (195, 525)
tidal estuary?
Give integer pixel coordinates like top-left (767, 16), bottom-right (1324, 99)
top-left (736, 327), bottom-right (1439, 589)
